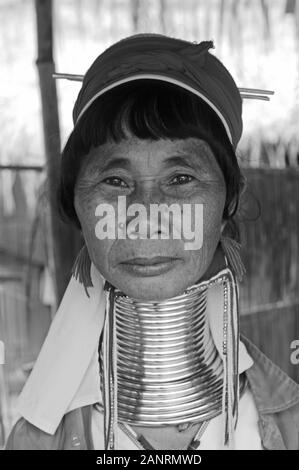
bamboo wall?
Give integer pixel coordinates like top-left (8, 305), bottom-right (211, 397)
top-left (240, 168), bottom-right (299, 382)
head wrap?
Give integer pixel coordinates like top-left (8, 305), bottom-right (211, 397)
top-left (73, 33), bottom-right (243, 148)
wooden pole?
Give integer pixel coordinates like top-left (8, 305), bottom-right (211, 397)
top-left (34, 0), bottom-right (80, 304)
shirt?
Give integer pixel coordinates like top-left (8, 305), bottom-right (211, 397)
top-left (6, 335), bottom-right (299, 450)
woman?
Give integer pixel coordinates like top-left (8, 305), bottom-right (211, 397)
top-left (6, 33), bottom-right (299, 450)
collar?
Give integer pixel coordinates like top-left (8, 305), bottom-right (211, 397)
top-left (17, 263), bottom-right (253, 435)
top-left (242, 335), bottom-right (299, 414)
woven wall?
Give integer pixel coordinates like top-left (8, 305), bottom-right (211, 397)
top-left (240, 169), bottom-right (299, 382)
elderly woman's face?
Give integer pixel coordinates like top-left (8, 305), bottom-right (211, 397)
top-left (74, 136), bottom-right (226, 300)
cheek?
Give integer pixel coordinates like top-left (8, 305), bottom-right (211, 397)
top-left (74, 193), bottom-right (114, 275)
top-left (203, 191), bottom-right (225, 239)
top-left (182, 190), bottom-right (225, 274)
top-left (184, 184), bottom-right (225, 240)
top-left (203, 191), bottom-right (226, 259)
top-left (75, 192), bottom-right (97, 242)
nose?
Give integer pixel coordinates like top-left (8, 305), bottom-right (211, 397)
top-left (125, 182), bottom-right (166, 239)
top-left (135, 181), bottom-right (166, 207)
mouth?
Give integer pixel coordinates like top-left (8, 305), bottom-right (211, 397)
top-left (119, 256), bottom-right (181, 277)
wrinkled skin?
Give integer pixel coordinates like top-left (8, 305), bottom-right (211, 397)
top-left (74, 135), bottom-right (226, 300)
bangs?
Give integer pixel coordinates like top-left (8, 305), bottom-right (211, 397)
top-left (74, 79), bottom-right (231, 152)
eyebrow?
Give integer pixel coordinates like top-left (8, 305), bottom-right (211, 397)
top-left (94, 153), bottom-right (207, 172)
top-left (96, 157), bottom-right (132, 172)
top-left (163, 155), bottom-right (199, 169)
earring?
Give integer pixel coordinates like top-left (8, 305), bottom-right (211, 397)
top-left (71, 245), bottom-right (93, 297)
top-left (102, 281), bottom-right (118, 450)
top-left (220, 236), bottom-right (246, 282)
top-left (221, 267), bottom-right (240, 448)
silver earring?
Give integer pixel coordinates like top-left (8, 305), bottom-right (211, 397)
top-left (220, 236), bottom-right (246, 282)
top-left (71, 245), bottom-right (93, 297)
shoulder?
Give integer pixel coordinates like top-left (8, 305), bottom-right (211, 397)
top-left (5, 406), bottom-right (92, 450)
top-left (5, 416), bottom-right (64, 450)
top-left (242, 335), bottom-right (299, 412)
top-left (242, 335), bottom-right (299, 448)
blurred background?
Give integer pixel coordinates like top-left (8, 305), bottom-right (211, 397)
top-left (0, 0), bottom-right (299, 446)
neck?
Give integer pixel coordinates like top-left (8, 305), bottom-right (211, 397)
top-left (99, 282), bottom-right (224, 426)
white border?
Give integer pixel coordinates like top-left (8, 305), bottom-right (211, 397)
top-left (75, 74), bottom-right (233, 145)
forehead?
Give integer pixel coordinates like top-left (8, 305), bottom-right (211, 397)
top-left (86, 136), bottom-right (216, 171)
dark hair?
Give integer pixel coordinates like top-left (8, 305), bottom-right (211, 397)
top-left (58, 80), bottom-right (244, 239)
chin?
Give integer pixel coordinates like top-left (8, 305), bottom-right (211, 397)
top-left (112, 273), bottom-right (192, 301)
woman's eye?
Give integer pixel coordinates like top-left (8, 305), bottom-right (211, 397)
top-left (169, 174), bottom-right (194, 185)
top-left (102, 177), bottom-right (128, 188)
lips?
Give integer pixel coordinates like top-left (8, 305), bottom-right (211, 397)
top-left (119, 256), bottom-right (181, 277)
top-left (121, 256), bottom-right (178, 266)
